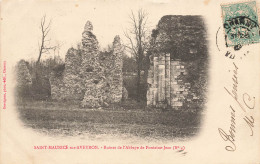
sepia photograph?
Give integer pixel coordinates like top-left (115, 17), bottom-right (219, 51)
top-left (15, 12), bottom-right (208, 141)
top-left (1, 0), bottom-right (259, 163)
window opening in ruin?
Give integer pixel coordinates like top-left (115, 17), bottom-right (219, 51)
top-left (93, 80), bottom-right (99, 84)
top-left (86, 66), bottom-right (94, 72)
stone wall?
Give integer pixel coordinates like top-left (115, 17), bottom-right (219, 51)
top-left (63, 48), bottom-right (85, 100)
top-left (16, 60), bottom-right (32, 87)
top-left (169, 60), bottom-right (190, 108)
top-left (49, 48), bottom-right (84, 100)
top-left (15, 60), bottom-right (32, 98)
top-left (50, 21), bottom-right (124, 107)
top-left (147, 54), bottom-right (194, 109)
top-left (147, 15), bottom-right (208, 109)
top-left (81, 21), bottom-right (105, 107)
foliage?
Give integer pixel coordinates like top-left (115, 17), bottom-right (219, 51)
top-left (15, 56), bottom-right (64, 100)
top-left (122, 55), bottom-right (137, 73)
top-left (52, 64), bottom-right (65, 77)
top-left (123, 74), bottom-right (147, 100)
top-left (150, 15), bottom-right (207, 61)
top-left (124, 9), bottom-right (151, 101)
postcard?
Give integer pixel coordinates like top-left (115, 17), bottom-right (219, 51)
top-left (0, 0), bottom-right (259, 163)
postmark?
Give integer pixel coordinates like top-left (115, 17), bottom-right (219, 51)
top-left (221, 1), bottom-right (260, 48)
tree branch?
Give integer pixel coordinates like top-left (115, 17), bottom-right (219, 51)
top-left (37, 15), bottom-right (57, 64)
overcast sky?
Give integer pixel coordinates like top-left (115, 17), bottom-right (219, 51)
top-left (1, 0), bottom-right (211, 62)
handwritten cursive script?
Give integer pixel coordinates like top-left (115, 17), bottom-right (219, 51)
top-left (223, 62), bottom-right (246, 112)
top-left (218, 105), bottom-right (236, 151)
top-left (219, 62), bottom-right (255, 152)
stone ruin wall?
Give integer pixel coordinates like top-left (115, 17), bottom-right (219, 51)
top-left (147, 15), bottom-right (207, 109)
top-left (50, 21), bottom-right (124, 107)
top-left (147, 54), bottom-right (199, 109)
top-left (15, 60), bottom-right (33, 98)
top-left (50, 48), bottom-right (85, 100)
top-left (15, 60), bottom-right (32, 88)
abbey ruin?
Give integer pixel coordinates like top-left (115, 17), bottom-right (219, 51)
top-left (49, 21), bottom-right (124, 107)
top-left (48, 16), bottom-right (207, 110)
top-left (147, 15), bottom-right (208, 109)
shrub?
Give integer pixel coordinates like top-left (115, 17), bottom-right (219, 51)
top-left (15, 56), bottom-right (64, 100)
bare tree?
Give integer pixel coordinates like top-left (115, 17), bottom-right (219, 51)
top-left (37, 15), bottom-right (58, 64)
top-left (124, 9), bottom-right (150, 101)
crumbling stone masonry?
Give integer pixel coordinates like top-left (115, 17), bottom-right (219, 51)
top-left (147, 15), bottom-right (208, 109)
top-left (147, 54), bottom-right (192, 108)
top-left (50, 21), bottom-right (124, 107)
top-left (50, 48), bottom-right (85, 100)
top-left (15, 60), bottom-right (32, 98)
top-left (15, 60), bottom-right (32, 87)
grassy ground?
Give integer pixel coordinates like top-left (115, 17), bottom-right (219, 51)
top-left (16, 99), bottom-right (202, 141)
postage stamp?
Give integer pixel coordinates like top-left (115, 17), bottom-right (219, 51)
top-left (221, 1), bottom-right (260, 47)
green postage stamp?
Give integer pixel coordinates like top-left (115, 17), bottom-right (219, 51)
top-left (221, 1), bottom-right (260, 47)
